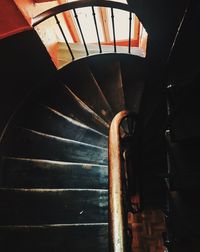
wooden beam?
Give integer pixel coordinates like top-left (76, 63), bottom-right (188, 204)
top-left (57, 0), bottom-right (80, 43)
top-left (98, 7), bottom-right (110, 43)
top-left (133, 14), bottom-right (140, 47)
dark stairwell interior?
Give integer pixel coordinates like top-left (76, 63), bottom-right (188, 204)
top-left (0, 0), bottom-right (200, 251)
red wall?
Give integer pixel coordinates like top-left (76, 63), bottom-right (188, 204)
top-left (14, 0), bottom-right (35, 24)
top-left (0, 0), bottom-right (31, 39)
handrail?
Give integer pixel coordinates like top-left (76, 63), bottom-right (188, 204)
top-left (109, 110), bottom-right (132, 252)
top-left (32, 0), bottom-right (132, 27)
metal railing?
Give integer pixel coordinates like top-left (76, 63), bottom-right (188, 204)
top-left (109, 111), bottom-right (138, 252)
top-left (32, 0), bottom-right (145, 66)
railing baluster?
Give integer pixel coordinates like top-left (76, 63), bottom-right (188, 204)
top-left (91, 6), bottom-right (102, 53)
top-left (111, 8), bottom-right (116, 53)
top-left (73, 9), bottom-right (89, 56)
top-left (128, 12), bottom-right (132, 54)
top-left (54, 15), bottom-right (74, 61)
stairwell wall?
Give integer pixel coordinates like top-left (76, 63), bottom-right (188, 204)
top-left (0, 30), bottom-right (57, 142)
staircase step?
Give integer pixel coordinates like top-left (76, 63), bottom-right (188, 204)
top-left (0, 188), bottom-right (108, 225)
top-left (15, 103), bottom-right (107, 148)
top-left (59, 62), bottom-right (114, 122)
top-left (2, 127), bottom-right (108, 165)
top-left (0, 223), bottom-right (108, 252)
top-left (89, 57), bottom-right (125, 113)
top-left (35, 83), bottom-right (109, 135)
top-left (1, 157), bottom-right (108, 189)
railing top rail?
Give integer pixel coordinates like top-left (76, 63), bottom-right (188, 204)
top-left (33, 0), bottom-right (133, 27)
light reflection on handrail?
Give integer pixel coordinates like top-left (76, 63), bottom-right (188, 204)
top-left (108, 110), bottom-right (132, 252)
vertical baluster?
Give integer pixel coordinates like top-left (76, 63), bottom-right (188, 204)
top-left (111, 8), bottom-right (116, 52)
top-left (91, 6), bottom-right (102, 53)
top-left (54, 15), bottom-right (74, 61)
top-left (128, 12), bottom-right (132, 54)
top-left (73, 9), bottom-right (89, 56)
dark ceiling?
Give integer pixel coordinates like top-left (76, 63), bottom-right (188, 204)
top-left (127, 0), bottom-right (200, 88)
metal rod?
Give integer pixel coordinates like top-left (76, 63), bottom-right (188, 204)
top-left (111, 8), bottom-right (116, 52)
top-left (91, 6), bottom-right (102, 53)
top-left (73, 9), bottom-right (89, 56)
top-left (54, 15), bottom-right (74, 61)
top-left (128, 12), bottom-right (132, 54)
top-left (166, 0), bottom-right (192, 65)
top-left (109, 110), bottom-right (131, 252)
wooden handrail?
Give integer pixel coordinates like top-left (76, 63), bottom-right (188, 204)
top-left (33, 0), bottom-right (132, 27)
top-left (108, 110), bottom-right (132, 252)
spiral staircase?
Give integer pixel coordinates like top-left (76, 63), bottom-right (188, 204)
top-left (0, 50), bottom-right (153, 251)
top-left (0, 0), bottom-right (171, 249)
top-left (3, 0), bottom-right (200, 251)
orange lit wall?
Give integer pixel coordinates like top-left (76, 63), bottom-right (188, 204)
top-left (13, 0), bottom-right (59, 24)
top-left (0, 0), bottom-right (31, 39)
top-left (13, 0), bottom-right (35, 24)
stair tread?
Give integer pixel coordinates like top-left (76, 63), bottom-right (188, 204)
top-left (1, 157), bottom-right (108, 189)
top-left (2, 127), bottom-right (108, 165)
top-left (0, 223), bottom-right (108, 252)
top-left (65, 86), bottom-right (109, 128)
top-left (59, 61), bottom-right (114, 122)
top-left (0, 188), bottom-right (108, 225)
top-left (34, 82), bottom-right (108, 135)
top-left (14, 102), bottom-right (107, 148)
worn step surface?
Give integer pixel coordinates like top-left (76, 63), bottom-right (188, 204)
top-left (14, 102), bottom-right (107, 148)
top-left (2, 127), bottom-right (108, 165)
top-left (0, 223), bottom-right (108, 252)
top-left (35, 83), bottom-right (109, 135)
top-left (60, 62), bottom-right (113, 122)
top-left (0, 188), bottom-right (108, 225)
top-left (1, 157), bottom-right (108, 189)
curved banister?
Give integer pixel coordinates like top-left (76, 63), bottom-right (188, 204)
top-left (109, 110), bottom-right (132, 252)
top-left (33, 0), bottom-right (132, 27)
